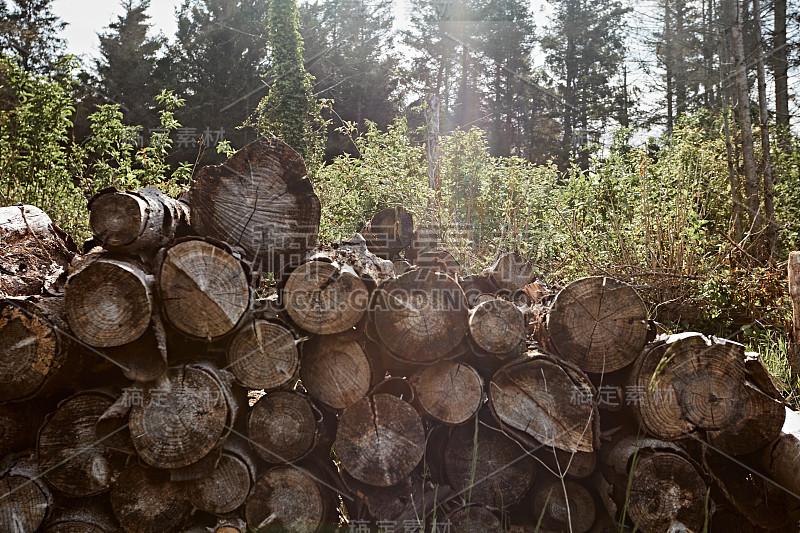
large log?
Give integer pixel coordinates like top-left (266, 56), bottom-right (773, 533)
top-left (0, 204), bottom-right (75, 297)
top-left (110, 463), bottom-right (191, 533)
top-left (0, 454), bottom-right (53, 533)
top-left (542, 276), bottom-right (648, 374)
top-left (88, 186), bottom-right (190, 253)
top-left (335, 393), bottom-right (425, 487)
top-left (410, 360), bottom-right (484, 425)
top-left (187, 136), bottom-right (321, 276)
top-left (361, 206), bottom-right (414, 259)
top-left (158, 239), bottom-right (251, 340)
top-left (226, 318), bottom-right (299, 389)
top-left (301, 335), bottom-right (373, 410)
top-left (248, 389), bottom-right (320, 464)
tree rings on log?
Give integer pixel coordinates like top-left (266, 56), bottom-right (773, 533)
top-left (545, 276), bottom-right (648, 373)
top-left (410, 360), bottom-right (483, 425)
top-left (65, 257), bottom-right (153, 347)
top-left (110, 463), bottom-right (190, 533)
top-left (284, 260), bottom-right (369, 334)
top-left (37, 391), bottom-right (123, 496)
top-left (248, 390), bottom-right (320, 464)
top-left (301, 335), bottom-right (372, 410)
top-left (226, 319), bottom-right (299, 389)
top-left (531, 477), bottom-right (596, 533)
top-left (373, 269), bottom-right (468, 364)
top-left (468, 298), bottom-right (526, 355)
top-left (158, 239), bottom-right (251, 340)
top-left (0, 456), bottom-right (52, 533)
top-left (444, 420), bottom-right (536, 507)
top-left (184, 438), bottom-right (257, 515)
top-left (187, 136), bottom-right (321, 275)
top-left (245, 467), bottom-right (328, 532)
top-left (489, 352), bottom-right (598, 453)
top-left (335, 394), bottom-right (425, 487)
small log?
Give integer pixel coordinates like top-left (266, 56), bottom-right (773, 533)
top-left (301, 335), bottom-right (373, 410)
top-left (542, 276), bottom-right (648, 374)
top-left (410, 360), bottom-right (483, 425)
top-left (37, 391), bottom-right (124, 496)
top-left (184, 436), bottom-right (258, 515)
top-left (0, 455), bottom-right (53, 533)
top-left (88, 186), bottom-right (190, 253)
top-left (468, 298), bottom-right (526, 356)
top-left (187, 136), bottom-right (321, 276)
top-left (335, 393), bottom-right (425, 487)
top-left (361, 206), bottom-right (415, 259)
top-left (0, 296), bottom-right (82, 402)
top-left (248, 390), bottom-right (320, 464)
top-left (158, 239), bottom-right (251, 340)
top-left (226, 318), bottom-right (299, 389)
top-left (484, 252), bottom-right (536, 292)
top-left (42, 500), bottom-right (119, 533)
top-left (244, 467), bottom-right (331, 532)
top-left (0, 204), bottom-right (75, 297)
top-left (128, 363), bottom-right (237, 470)
top-left (65, 255), bottom-right (153, 347)
top-left (489, 351), bottom-right (599, 453)
top-left (110, 463), bottom-right (191, 533)
top-left (447, 505), bottom-right (502, 532)
top-left (444, 419), bottom-right (537, 507)
top-left (372, 268), bottom-right (469, 364)
top-left (531, 477), bottom-right (596, 533)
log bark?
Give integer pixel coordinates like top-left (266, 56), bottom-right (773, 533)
top-left (0, 204), bottom-right (75, 297)
top-left (0, 455), bottom-right (53, 533)
top-left (372, 268), bottom-right (469, 364)
top-left (65, 255), bottom-right (154, 347)
top-left (489, 351), bottom-right (599, 453)
top-left (0, 296), bottom-right (80, 402)
top-left (484, 252), bottom-right (536, 293)
top-left (226, 318), bottom-right (299, 390)
top-left (531, 477), bottom-right (596, 533)
top-left (187, 136), bottom-right (321, 276)
top-left (543, 276), bottom-right (648, 374)
top-left (37, 391), bottom-right (124, 496)
top-left (158, 239), bottom-right (251, 340)
top-left (410, 360), bottom-right (483, 425)
top-left (468, 297), bottom-right (526, 356)
top-left (361, 206), bottom-right (415, 259)
top-left (128, 363), bottom-right (237, 470)
top-left (184, 436), bottom-right (258, 515)
top-left (248, 389), bottom-right (321, 464)
top-left (244, 467), bottom-right (331, 532)
top-left (301, 335), bottom-right (373, 410)
top-left (88, 186), bottom-right (190, 253)
top-left (335, 393), bottom-right (425, 487)
top-left (100, 312), bottom-right (168, 382)
top-left (110, 463), bottom-right (191, 533)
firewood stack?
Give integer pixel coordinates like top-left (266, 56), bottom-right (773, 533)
top-left (1, 136), bottom-right (799, 533)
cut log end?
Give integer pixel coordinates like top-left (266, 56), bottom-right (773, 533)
top-left (411, 360), bottom-right (483, 425)
top-left (227, 319), bottom-right (299, 389)
top-left (469, 298), bottom-right (526, 355)
top-left (248, 390), bottom-right (319, 464)
top-left (245, 467), bottom-right (326, 532)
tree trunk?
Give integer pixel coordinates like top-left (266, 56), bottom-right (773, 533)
top-left (248, 389), bottom-right (321, 464)
top-left (245, 466), bottom-right (333, 531)
top-left (158, 239), bottom-right (252, 340)
top-left (531, 476), bottom-right (596, 533)
top-left (410, 360), bottom-right (484, 425)
top-left (789, 252), bottom-right (800, 379)
top-left (774, 0), bottom-right (790, 148)
top-left (109, 463), bottom-right (191, 533)
top-left (468, 298), bottom-right (526, 356)
top-left (300, 335), bottom-right (373, 410)
top-left (226, 318), bottom-right (299, 390)
top-left (361, 206), bottom-right (415, 260)
top-left (0, 455), bottom-right (53, 533)
top-left (187, 136), bottom-right (321, 277)
top-left (88, 186), bottom-right (190, 253)
top-left (335, 393), bottom-right (425, 487)
top-left (719, 34), bottom-right (744, 242)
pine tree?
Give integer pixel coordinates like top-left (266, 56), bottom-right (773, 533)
top-left (0, 0), bottom-right (65, 73)
top-left (96, 0), bottom-right (164, 127)
top-left (252, 0), bottom-right (324, 166)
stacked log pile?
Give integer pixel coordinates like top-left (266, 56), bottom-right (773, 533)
top-left (1, 136), bottom-right (799, 532)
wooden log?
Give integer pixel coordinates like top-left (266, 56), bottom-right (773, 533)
top-left (0, 454), bottom-right (53, 533)
top-left (536, 446), bottom-right (597, 479)
top-left (128, 363), bottom-right (237, 470)
top-left (0, 296), bottom-right (81, 402)
top-left (158, 239), bottom-right (251, 340)
top-left (600, 436), bottom-right (708, 533)
top-left (301, 335), bottom-right (373, 410)
top-left (459, 273), bottom-right (500, 308)
top-left (542, 276), bottom-right (648, 374)
top-left (361, 206), bottom-right (415, 259)
top-left (226, 318), bottom-right (299, 390)
top-left (0, 204), bottom-right (75, 297)
top-left (244, 466), bottom-right (331, 532)
top-left (100, 313), bottom-right (168, 382)
top-left (410, 360), bottom-right (483, 425)
top-left (415, 248), bottom-right (460, 277)
top-left (65, 255), bottom-right (153, 347)
top-left (42, 500), bottom-right (119, 533)
top-left (468, 297), bottom-right (526, 356)
top-left (444, 419), bottom-right (537, 507)
top-left (248, 390), bottom-right (320, 464)
top-left (531, 477), bottom-right (596, 533)
top-left (760, 407), bottom-right (800, 506)
top-left (335, 393), bottom-right (425, 487)
top-left (447, 505), bottom-right (502, 532)
top-left (0, 401), bottom-right (52, 457)
top-left (489, 351), bottom-right (599, 453)
top-left (37, 390), bottom-right (124, 496)
top-left (187, 136), bottom-right (321, 276)
top-left (484, 251), bottom-right (536, 292)
top-left (88, 186), bottom-right (190, 253)
top-left (372, 268), bottom-right (469, 364)
top-left (110, 463), bottom-right (191, 533)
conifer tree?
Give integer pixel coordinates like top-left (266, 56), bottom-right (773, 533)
top-left (0, 0), bottom-right (65, 73)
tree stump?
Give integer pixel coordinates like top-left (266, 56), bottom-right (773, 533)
top-left (244, 467), bottom-right (330, 532)
top-left (301, 335), bottom-right (373, 410)
top-left (361, 206), bottom-right (415, 259)
top-left (110, 463), bottom-right (190, 533)
top-left (187, 136), bottom-right (321, 275)
top-left (0, 455), bottom-right (52, 533)
top-left (158, 239), bottom-right (251, 340)
top-left (410, 360), bottom-right (484, 425)
top-left (543, 276), bottom-right (648, 373)
top-left (335, 394), bottom-right (425, 487)
top-left (531, 477), bottom-right (596, 533)
top-left (248, 390), bottom-right (320, 464)
top-left (226, 318), bottom-right (299, 390)
top-left (468, 298), bottom-right (526, 355)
